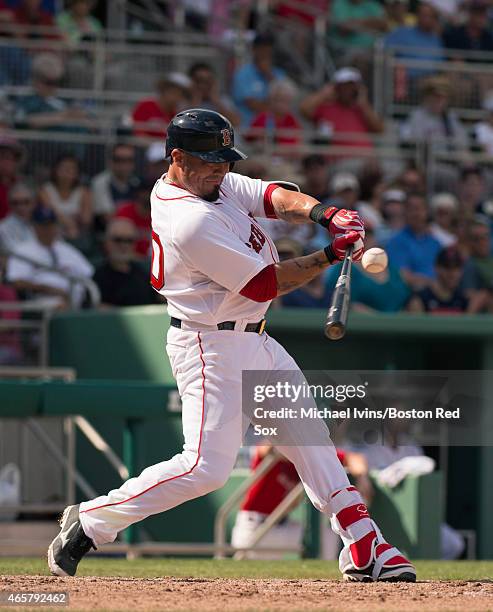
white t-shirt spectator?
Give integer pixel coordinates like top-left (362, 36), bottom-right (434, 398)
top-left (0, 215), bottom-right (35, 254)
top-left (475, 121), bottom-right (493, 155)
top-left (7, 238), bottom-right (93, 307)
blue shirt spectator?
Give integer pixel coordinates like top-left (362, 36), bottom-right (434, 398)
top-left (387, 227), bottom-right (441, 279)
top-left (232, 33), bottom-right (285, 126)
top-left (326, 263), bottom-right (411, 312)
top-left (282, 281), bottom-right (332, 308)
top-left (384, 2), bottom-right (444, 78)
top-left (386, 193), bottom-right (442, 290)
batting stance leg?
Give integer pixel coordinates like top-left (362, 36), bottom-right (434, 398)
top-left (77, 327), bottom-right (249, 546)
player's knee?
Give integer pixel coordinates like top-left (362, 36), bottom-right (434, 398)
top-left (193, 466), bottom-right (230, 496)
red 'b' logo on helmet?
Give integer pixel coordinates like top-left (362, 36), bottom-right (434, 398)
top-left (221, 128), bottom-right (231, 147)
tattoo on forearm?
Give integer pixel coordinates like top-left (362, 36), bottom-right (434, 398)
top-left (275, 251), bottom-right (331, 296)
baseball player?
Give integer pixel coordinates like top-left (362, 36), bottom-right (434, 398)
top-left (48, 109), bottom-right (416, 583)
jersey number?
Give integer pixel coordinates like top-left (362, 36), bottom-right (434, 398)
top-left (151, 230), bottom-right (164, 290)
top-left (246, 223), bottom-right (266, 254)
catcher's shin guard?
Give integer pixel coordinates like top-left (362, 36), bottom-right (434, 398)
top-left (329, 486), bottom-right (416, 582)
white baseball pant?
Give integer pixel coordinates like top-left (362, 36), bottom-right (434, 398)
top-left (79, 327), bottom-right (352, 546)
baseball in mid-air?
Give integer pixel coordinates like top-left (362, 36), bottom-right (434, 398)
top-left (361, 247), bottom-right (388, 274)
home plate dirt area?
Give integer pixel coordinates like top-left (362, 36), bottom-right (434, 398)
top-left (1, 575), bottom-right (493, 611)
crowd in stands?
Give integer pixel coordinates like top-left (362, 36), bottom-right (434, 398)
top-left (2, 0), bottom-right (493, 363)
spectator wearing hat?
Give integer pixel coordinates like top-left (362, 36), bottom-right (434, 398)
top-left (6, 205), bottom-right (93, 309)
top-left (0, 138), bottom-right (24, 220)
top-left (248, 79), bottom-right (302, 147)
top-left (56, 0), bottom-right (102, 46)
top-left (91, 144), bottom-right (140, 226)
top-left (330, 171), bottom-right (384, 229)
top-left (376, 188), bottom-right (406, 243)
top-left (300, 67), bottom-right (384, 150)
top-left (329, 0), bottom-right (387, 54)
top-left (14, 53), bottom-right (91, 132)
top-left (408, 247), bottom-right (473, 314)
top-left (386, 192), bottom-right (442, 290)
top-left (131, 73), bottom-right (191, 139)
top-left (188, 62), bottom-right (240, 127)
top-left (384, 2), bottom-right (444, 79)
top-left (93, 218), bottom-right (159, 308)
top-left (400, 76), bottom-right (469, 152)
top-left (430, 193), bottom-right (459, 247)
top-left (114, 179), bottom-right (153, 258)
top-left (474, 92), bottom-right (493, 155)
top-left (326, 225), bottom-right (411, 312)
top-left (384, 0), bottom-right (416, 31)
top-left (443, 0), bottom-right (493, 58)
top-left (232, 33), bottom-right (286, 127)
top-left (0, 183), bottom-right (36, 255)
top-left (144, 142), bottom-right (169, 182)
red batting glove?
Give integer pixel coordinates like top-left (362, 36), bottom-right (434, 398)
top-left (326, 208), bottom-right (365, 239)
top-left (324, 230), bottom-right (364, 263)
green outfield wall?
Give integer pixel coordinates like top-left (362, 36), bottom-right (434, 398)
top-left (45, 306), bottom-right (493, 557)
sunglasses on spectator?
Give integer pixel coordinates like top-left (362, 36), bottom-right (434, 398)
top-left (110, 236), bottom-right (135, 244)
top-left (112, 156), bottom-right (135, 163)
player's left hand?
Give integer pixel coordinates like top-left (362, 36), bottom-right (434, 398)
top-left (325, 230), bottom-right (364, 263)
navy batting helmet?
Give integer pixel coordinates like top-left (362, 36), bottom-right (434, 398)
top-left (165, 108), bottom-right (247, 163)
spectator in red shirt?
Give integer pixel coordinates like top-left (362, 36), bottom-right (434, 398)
top-left (300, 67), bottom-right (384, 150)
top-left (114, 179), bottom-right (153, 258)
top-left (0, 138), bottom-right (24, 221)
top-left (13, 0), bottom-right (57, 34)
top-left (276, 0), bottom-right (328, 26)
top-left (248, 79), bottom-right (302, 147)
top-left (131, 73), bottom-right (191, 139)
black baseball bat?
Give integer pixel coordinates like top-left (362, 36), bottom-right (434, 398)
top-left (324, 245), bottom-right (353, 341)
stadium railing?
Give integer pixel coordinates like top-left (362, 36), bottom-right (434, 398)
top-left (0, 28), bottom-right (225, 97)
top-left (3, 126), bottom-right (423, 183)
top-left (374, 44), bottom-right (493, 121)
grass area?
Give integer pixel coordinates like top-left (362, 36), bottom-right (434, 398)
top-left (0, 558), bottom-right (492, 581)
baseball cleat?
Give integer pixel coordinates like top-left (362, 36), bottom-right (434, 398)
top-left (341, 540), bottom-right (416, 583)
top-left (47, 504), bottom-right (95, 576)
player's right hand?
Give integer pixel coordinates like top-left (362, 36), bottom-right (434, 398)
top-left (328, 208), bottom-right (365, 239)
top-left (325, 230), bottom-right (364, 263)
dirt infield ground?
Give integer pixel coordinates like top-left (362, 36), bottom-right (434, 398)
top-left (1, 575), bottom-right (493, 612)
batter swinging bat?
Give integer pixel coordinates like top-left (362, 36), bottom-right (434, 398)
top-left (325, 245), bottom-right (353, 341)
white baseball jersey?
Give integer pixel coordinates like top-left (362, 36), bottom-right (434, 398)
top-left (150, 172), bottom-right (283, 325)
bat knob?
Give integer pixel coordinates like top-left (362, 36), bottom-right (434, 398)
top-left (325, 322), bottom-right (346, 341)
